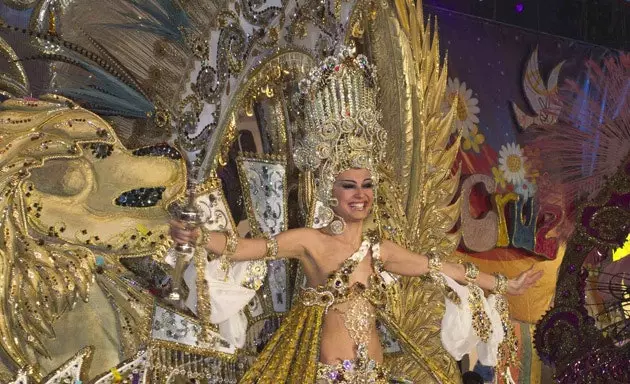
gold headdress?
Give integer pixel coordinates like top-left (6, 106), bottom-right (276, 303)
top-left (293, 46), bottom-right (387, 227)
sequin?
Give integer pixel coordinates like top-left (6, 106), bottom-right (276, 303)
top-left (115, 187), bottom-right (166, 207)
top-left (132, 144), bottom-right (181, 159)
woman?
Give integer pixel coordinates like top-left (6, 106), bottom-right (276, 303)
top-left (170, 48), bottom-right (542, 383)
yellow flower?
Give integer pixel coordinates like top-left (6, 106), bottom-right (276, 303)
top-left (498, 142), bottom-right (527, 185)
top-left (492, 166), bottom-right (507, 189)
top-left (443, 77), bottom-right (480, 137)
top-left (462, 125), bottom-right (485, 153)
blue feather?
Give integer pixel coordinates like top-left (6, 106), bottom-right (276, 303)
top-left (56, 87), bottom-right (151, 117)
top-left (100, 0), bottom-right (191, 44)
top-left (47, 49), bottom-right (154, 118)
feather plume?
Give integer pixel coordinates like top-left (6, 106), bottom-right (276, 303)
top-left (60, 0), bottom-right (200, 110)
top-left (0, 21), bottom-right (155, 116)
top-left (21, 49), bottom-right (154, 117)
top-left (527, 53), bottom-right (630, 202)
top-left (98, 0), bottom-right (192, 45)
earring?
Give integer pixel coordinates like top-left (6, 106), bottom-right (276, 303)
top-left (314, 205), bottom-right (335, 227)
top-left (328, 197), bottom-right (339, 207)
top-left (328, 215), bottom-right (346, 235)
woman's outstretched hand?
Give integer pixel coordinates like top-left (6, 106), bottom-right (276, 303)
top-left (507, 266), bottom-right (544, 295)
top-left (169, 220), bottom-right (199, 245)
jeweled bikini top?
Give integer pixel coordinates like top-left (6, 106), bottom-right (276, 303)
top-left (300, 238), bottom-right (389, 310)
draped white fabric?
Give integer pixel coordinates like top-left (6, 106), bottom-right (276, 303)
top-left (183, 258), bottom-right (257, 348)
top-left (165, 248), bottom-right (256, 348)
top-left (440, 273), bottom-right (504, 366)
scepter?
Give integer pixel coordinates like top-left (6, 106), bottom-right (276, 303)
top-left (168, 161), bottom-right (202, 305)
top-left (169, 158), bottom-right (217, 344)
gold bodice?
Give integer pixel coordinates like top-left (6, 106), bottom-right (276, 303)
top-left (300, 240), bottom-right (389, 309)
top-left (299, 240), bottom-right (389, 360)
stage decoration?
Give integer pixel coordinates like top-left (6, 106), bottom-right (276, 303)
top-left (0, 95), bottom-right (183, 376)
top-left (460, 174), bottom-right (499, 252)
top-left (92, 350), bottom-right (149, 384)
top-left (7, 346), bottom-right (93, 384)
top-left (498, 142), bottom-right (527, 186)
top-left (534, 53), bottom-right (629, 384)
top-left (363, 0), bottom-right (465, 381)
top-left (511, 47), bottom-right (564, 130)
top-left (514, 179), bottom-right (536, 201)
top-left (443, 77), bottom-right (480, 138)
top-left (461, 125), bottom-right (485, 153)
top-left (612, 233), bottom-right (630, 261)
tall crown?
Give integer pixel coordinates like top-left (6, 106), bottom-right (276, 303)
top-left (292, 46), bottom-right (387, 203)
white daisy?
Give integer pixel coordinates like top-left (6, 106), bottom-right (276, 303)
top-left (498, 142), bottom-right (527, 185)
top-left (443, 77), bottom-right (480, 137)
top-left (515, 179), bottom-right (537, 201)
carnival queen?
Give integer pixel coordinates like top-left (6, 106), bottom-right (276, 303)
top-left (170, 46), bottom-right (542, 383)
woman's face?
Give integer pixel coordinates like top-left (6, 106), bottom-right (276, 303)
top-left (331, 168), bottom-right (374, 222)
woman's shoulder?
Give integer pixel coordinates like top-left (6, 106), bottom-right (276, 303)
top-left (285, 228), bottom-right (339, 253)
top-left (279, 227), bottom-right (323, 246)
top-left (283, 227), bottom-right (320, 237)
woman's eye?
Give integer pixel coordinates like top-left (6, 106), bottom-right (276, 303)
top-left (342, 184), bottom-right (356, 189)
top-left (363, 183), bottom-right (374, 189)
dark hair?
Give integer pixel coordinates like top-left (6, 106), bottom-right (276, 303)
top-left (462, 371), bottom-right (484, 384)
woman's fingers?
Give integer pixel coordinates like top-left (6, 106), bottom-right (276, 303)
top-left (509, 268), bottom-right (544, 295)
top-left (168, 220), bottom-right (199, 244)
top-left (169, 219), bottom-right (187, 229)
top-left (526, 269), bottom-right (544, 286)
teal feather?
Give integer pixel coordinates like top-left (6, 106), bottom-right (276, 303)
top-left (100, 0), bottom-right (192, 44)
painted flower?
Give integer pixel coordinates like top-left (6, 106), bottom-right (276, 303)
top-left (515, 179), bottom-right (537, 201)
top-left (443, 77), bottom-right (480, 137)
top-left (492, 166), bottom-right (507, 190)
top-left (462, 125), bottom-right (485, 153)
top-left (498, 142), bottom-right (527, 185)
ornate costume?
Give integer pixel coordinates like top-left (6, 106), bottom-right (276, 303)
top-left (0, 0), bottom-right (517, 383)
top-left (236, 48), bottom-right (510, 383)
top-left (240, 238), bottom-right (394, 383)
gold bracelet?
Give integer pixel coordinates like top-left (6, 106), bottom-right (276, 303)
top-left (197, 228), bottom-right (212, 248)
top-left (427, 253), bottom-right (462, 305)
top-left (428, 253), bottom-right (442, 273)
top-left (492, 273), bottom-right (508, 295)
top-left (218, 231), bottom-right (238, 281)
top-left (264, 236), bottom-right (278, 261)
top-left (462, 262), bottom-right (480, 284)
top-left (223, 231), bottom-right (239, 256)
top-left (427, 252), bottom-right (446, 290)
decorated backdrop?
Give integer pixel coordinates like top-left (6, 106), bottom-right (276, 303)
top-left (425, 4), bottom-right (624, 383)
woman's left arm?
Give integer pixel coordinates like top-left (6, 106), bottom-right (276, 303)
top-left (380, 240), bottom-right (543, 295)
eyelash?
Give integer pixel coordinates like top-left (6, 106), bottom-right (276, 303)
top-left (341, 184), bottom-right (373, 189)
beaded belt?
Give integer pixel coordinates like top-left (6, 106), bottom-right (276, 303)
top-left (316, 357), bottom-right (390, 384)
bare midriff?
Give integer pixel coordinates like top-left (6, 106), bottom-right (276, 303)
top-left (318, 300), bottom-right (384, 364)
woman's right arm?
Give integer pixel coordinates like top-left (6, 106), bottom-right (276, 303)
top-left (169, 220), bottom-right (313, 261)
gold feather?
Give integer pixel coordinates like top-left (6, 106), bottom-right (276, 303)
top-left (367, 0), bottom-right (463, 382)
